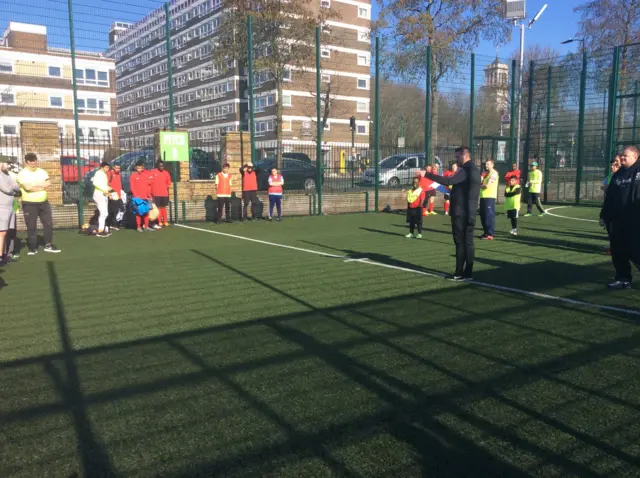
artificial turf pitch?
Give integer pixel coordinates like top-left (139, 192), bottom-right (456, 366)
top-left (2, 207), bottom-right (640, 477)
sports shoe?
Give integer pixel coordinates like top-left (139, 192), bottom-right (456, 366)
top-left (27, 249), bottom-right (37, 256)
top-left (137, 228), bottom-right (144, 232)
top-left (524, 213), bottom-right (532, 217)
top-left (145, 227), bottom-right (155, 232)
top-left (451, 275), bottom-right (466, 282)
top-left (153, 224), bottom-right (162, 230)
top-left (481, 235), bottom-right (494, 241)
top-left (540, 211), bottom-right (547, 216)
top-left (405, 233), bottom-right (413, 238)
top-left (7, 253), bottom-right (18, 261)
top-left (111, 227), bottom-right (120, 231)
top-left (429, 211), bottom-right (438, 215)
top-left (512, 229), bottom-right (518, 236)
top-left (96, 232), bottom-right (111, 238)
top-left (608, 280), bottom-right (631, 290)
top-left (416, 234), bottom-right (423, 239)
top-left (44, 244), bottom-right (61, 253)
top-left (444, 211), bottom-right (449, 216)
top-left (276, 217), bottom-right (282, 222)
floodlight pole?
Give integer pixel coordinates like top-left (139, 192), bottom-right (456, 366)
top-left (516, 22), bottom-right (525, 172)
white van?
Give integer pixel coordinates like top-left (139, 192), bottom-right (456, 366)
top-left (362, 154), bottom-right (441, 187)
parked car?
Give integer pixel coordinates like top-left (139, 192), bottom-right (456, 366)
top-left (362, 153), bottom-right (442, 187)
top-left (255, 158), bottom-right (320, 194)
top-left (61, 155), bottom-right (99, 183)
top-left (84, 149), bottom-right (154, 196)
top-left (190, 148), bottom-right (221, 180)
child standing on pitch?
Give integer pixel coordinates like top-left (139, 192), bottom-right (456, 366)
top-left (406, 177), bottom-right (425, 239)
top-left (504, 175), bottom-right (522, 236)
top-left (130, 160), bottom-right (153, 232)
top-left (268, 167), bottom-right (284, 221)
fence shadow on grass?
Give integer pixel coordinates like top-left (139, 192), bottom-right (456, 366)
top-left (3, 258), bottom-right (640, 476)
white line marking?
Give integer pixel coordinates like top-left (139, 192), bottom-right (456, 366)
top-left (546, 206), bottom-right (599, 223)
top-left (178, 223), bottom-right (640, 317)
top-left (175, 223), bottom-right (345, 259)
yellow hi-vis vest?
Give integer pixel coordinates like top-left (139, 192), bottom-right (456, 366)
top-left (528, 169), bottom-right (543, 194)
top-left (504, 185), bottom-right (521, 211)
top-left (480, 169), bottom-right (499, 199)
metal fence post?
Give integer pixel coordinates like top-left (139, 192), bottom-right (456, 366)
top-left (469, 54), bottom-right (475, 159)
top-left (509, 59), bottom-right (517, 165)
top-left (315, 27), bottom-right (323, 215)
top-left (164, 3), bottom-right (179, 222)
top-left (605, 46), bottom-right (620, 173)
top-left (425, 45), bottom-right (432, 163)
top-left (374, 36), bottom-right (380, 212)
top-left (576, 50), bottom-right (587, 204)
top-left (67, 0), bottom-right (84, 226)
top-left (523, 60), bottom-right (534, 177)
top-left (633, 80), bottom-right (638, 144)
top-left (544, 65), bottom-right (552, 204)
top-left (248, 15), bottom-right (255, 165)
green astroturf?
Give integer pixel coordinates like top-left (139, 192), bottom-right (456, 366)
top-left (1, 207), bottom-right (640, 477)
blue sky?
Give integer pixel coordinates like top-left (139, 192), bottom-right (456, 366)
top-left (2, 0), bottom-right (585, 56)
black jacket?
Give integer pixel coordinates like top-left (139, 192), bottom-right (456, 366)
top-left (601, 160), bottom-right (640, 226)
top-left (425, 160), bottom-right (481, 219)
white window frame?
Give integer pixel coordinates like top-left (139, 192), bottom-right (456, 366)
top-left (2, 125), bottom-right (17, 135)
top-left (48, 65), bottom-right (62, 78)
top-left (357, 101), bottom-right (369, 113)
top-left (358, 30), bottom-right (370, 43)
top-left (357, 78), bottom-right (369, 90)
top-left (321, 74), bottom-right (331, 83)
top-left (0, 93), bottom-right (15, 105)
top-left (357, 124), bottom-right (368, 135)
top-left (282, 68), bottom-right (292, 82)
top-left (358, 6), bottom-right (370, 19)
top-left (282, 93), bottom-right (292, 107)
top-left (49, 96), bottom-right (64, 108)
top-left (357, 55), bottom-right (370, 66)
top-left (321, 48), bottom-right (330, 59)
top-left (0, 61), bottom-right (13, 74)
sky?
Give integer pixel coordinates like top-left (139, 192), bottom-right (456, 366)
top-left (1, 0), bottom-right (586, 58)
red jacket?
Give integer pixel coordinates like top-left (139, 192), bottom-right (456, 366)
top-left (108, 171), bottom-right (123, 195)
top-left (505, 169), bottom-right (521, 183)
top-left (241, 169), bottom-right (258, 191)
top-left (150, 168), bottom-right (172, 197)
top-left (130, 170), bottom-right (151, 199)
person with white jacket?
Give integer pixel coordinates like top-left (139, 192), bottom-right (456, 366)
top-left (0, 156), bottom-right (21, 265)
top-left (92, 162), bottom-right (112, 237)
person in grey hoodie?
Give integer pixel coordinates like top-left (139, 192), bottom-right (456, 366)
top-left (0, 156), bottom-right (21, 266)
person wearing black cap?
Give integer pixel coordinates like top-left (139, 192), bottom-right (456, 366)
top-left (525, 161), bottom-right (546, 216)
top-left (423, 146), bottom-right (481, 280)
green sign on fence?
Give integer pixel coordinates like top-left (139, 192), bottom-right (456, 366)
top-left (159, 131), bottom-right (189, 162)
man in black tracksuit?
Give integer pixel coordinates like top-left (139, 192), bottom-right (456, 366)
top-left (600, 146), bottom-right (640, 289)
top-left (424, 146), bottom-right (481, 280)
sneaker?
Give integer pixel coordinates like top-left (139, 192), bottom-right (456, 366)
top-left (608, 280), bottom-right (631, 290)
top-left (44, 244), bottom-right (61, 253)
top-left (512, 230), bottom-right (518, 236)
top-left (153, 224), bottom-right (162, 230)
top-left (145, 227), bottom-right (155, 232)
top-left (276, 217), bottom-right (282, 222)
top-left (27, 249), bottom-right (37, 256)
top-left (7, 253), bottom-right (18, 262)
top-left (111, 227), bottom-right (120, 231)
top-left (267, 217), bottom-right (272, 221)
top-left (429, 211), bottom-right (438, 215)
top-left (540, 211), bottom-right (547, 216)
top-left (444, 211), bottom-right (449, 216)
top-left (481, 235), bottom-right (494, 241)
top-left (480, 234), bottom-right (488, 239)
top-left (524, 213), bottom-right (532, 217)
top-left (137, 228), bottom-right (144, 233)
top-left (452, 275), bottom-right (466, 282)
top-left (96, 232), bottom-right (111, 238)
top-left (405, 233), bottom-right (414, 238)
top-left (416, 234), bottom-right (423, 239)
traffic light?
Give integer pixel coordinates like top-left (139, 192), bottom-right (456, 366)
top-left (349, 116), bottom-right (356, 131)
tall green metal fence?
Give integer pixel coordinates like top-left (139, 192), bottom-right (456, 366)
top-left (0, 0), bottom-right (637, 228)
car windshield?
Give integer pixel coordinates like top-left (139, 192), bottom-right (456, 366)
top-left (380, 156), bottom-right (407, 169)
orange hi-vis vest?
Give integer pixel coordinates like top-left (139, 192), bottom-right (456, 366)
top-left (216, 173), bottom-right (231, 197)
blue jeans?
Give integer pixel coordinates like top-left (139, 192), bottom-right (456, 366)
top-left (269, 195), bottom-right (282, 218)
top-left (479, 198), bottom-right (496, 236)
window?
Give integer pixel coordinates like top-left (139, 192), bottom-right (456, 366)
top-left (358, 7), bottom-right (370, 18)
top-left (357, 124), bottom-right (367, 135)
top-left (77, 99), bottom-right (86, 113)
top-left (50, 96), bottom-right (63, 108)
top-left (321, 49), bottom-right (330, 58)
top-left (282, 94), bottom-right (292, 107)
top-left (323, 121), bottom-right (330, 131)
top-left (85, 69), bottom-right (97, 84)
top-left (282, 68), bottom-right (292, 81)
top-left (3, 125), bottom-right (17, 135)
top-left (357, 101), bottom-right (369, 113)
top-left (98, 71), bottom-right (109, 86)
top-left (75, 68), bottom-right (109, 87)
top-left (75, 69), bottom-right (84, 81)
top-left (282, 119), bottom-right (292, 131)
top-left (48, 66), bottom-right (62, 77)
top-left (320, 0), bottom-right (330, 7)
top-left (0, 93), bottom-right (14, 105)
top-left (358, 30), bottom-right (370, 42)
top-left (357, 78), bottom-right (369, 89)
top-left (358, 55), bottom-right (370, 66)
top-left (0, 61), bottom-right (12, 73)
top-left (321, 74), bottom-right (331, 83)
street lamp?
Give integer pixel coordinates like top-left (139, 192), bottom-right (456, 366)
top-left (508, 2), bottom-right (548, 174)
top-left (561, 37), bottom-right (586, 52)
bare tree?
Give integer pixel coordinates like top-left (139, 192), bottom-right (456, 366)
top-left (213, 0), bottom-right (338, 165)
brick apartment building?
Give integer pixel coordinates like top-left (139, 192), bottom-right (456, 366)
top-left (107, 0), bottom-right (372, 155)
top-left (0, 22), bottom-right (117, 161)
